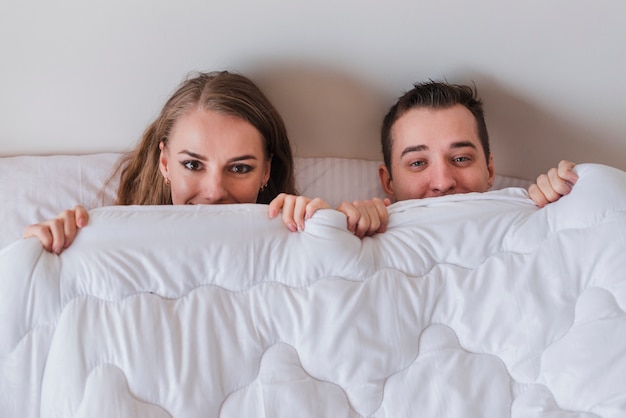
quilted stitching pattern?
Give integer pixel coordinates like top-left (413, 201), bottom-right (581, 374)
top-left (0, 164), bottom-right (624, 417)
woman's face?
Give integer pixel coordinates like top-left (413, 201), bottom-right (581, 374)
top-left (159, 107), bottom-right (271, 205)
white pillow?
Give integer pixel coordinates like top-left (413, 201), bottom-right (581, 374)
top-left (1, 153), bottom-right (119, 250)
top-left (294, 157), bottom-right (385, 207)
top-left (0, 153), bottom-right (531, 250)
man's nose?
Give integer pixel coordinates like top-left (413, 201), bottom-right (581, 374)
top-left (430, 164), bottom-right (456, 195)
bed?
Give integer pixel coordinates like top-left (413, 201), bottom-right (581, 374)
top-left (1, 153), bottom-right (625, 417)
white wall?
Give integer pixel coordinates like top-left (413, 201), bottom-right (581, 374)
top-left (1, 0), bottom-right (624, 180)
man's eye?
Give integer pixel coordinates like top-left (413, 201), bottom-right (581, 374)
top-left (183, 160), bottom-right (202, 170)
top-left (453, 156), bottom-right (470, 163)
top-left (409, 160), bottom-right (426, 167)
top-left (231, 164), bottom-right (252, 174)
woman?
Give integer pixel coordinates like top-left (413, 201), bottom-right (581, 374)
top-left (24, 70), bottom-right (329, 254)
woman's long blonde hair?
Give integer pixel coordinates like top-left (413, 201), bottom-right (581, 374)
top-left (111, 71), bottom-right (296, 205)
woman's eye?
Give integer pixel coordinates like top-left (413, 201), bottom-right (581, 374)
top-left (231, 164), bottom-right (252, 174)
top-left (182, 160), bottom-right (202, 171)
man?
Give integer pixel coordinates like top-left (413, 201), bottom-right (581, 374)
top-left (339, 81), bottom-right (577, 237)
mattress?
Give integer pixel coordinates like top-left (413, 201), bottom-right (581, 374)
top-left (1, 163), bottom-right (624, 417)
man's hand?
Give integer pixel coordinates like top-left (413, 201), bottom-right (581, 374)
top-left (528, 160), bottom-right (577, 208)
top-left (336, 198), bottom-right (391, 238)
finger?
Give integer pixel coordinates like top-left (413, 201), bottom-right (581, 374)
top-left (292, 196), bottom-right (310, 231)
top-left (57, 209), bottom-right (80, 249)
top-left (546, 167), bottom-right (573, 197)
top-left (304, 197), bottom-right (330, 220)
top-left (371, 198), bottom-right (390, 234)
top-left (267, 193), bottom-right (286, 218)
top-left (353, 207), bottom-right (370, 239)
top-left (361, 201), bottom-right (382, 236)
top-left (528, 183), bottom-right (549, 208)
top-left (557, 160), bottom-right (578, 184)
top-left (74, 205), bottom-right (90, 228)
top-left (350, 201), bottom-right (374, 239)
top-left (356, 199), bottom-right (389, 237)
top-left (280, 195), bottom-right (298, 232)
top-left (45, 217), bottom-right (69, 254)
top-left (336, 202), bottom-right (360, 233)
top-left (536, 172), bottom-right (563, 203)
top-left (23, 224), bottom-right (54, 252)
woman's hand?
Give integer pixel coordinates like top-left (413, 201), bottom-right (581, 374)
top-left (268, 194), bottom-right (331, 232)
top-left (528, 160), bottom-right (578, 208)
top-left (23, 205), bottom-right (89, 254)
top-left (336, 197), bottom-right (391, 238)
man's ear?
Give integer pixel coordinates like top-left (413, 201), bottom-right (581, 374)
top-left (158, 141), bottom-right (169, 179)
top-left (379, 163), bottom-right (396, 201)
top-left (486, 154), bottom-right (495, 189)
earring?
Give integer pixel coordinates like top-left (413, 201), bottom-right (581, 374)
top-left (165, 177), bottom-right (170, 185)
top-left (260, 182), bottom-right (268, 191)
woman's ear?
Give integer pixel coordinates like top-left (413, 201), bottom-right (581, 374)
top-left (262, 156), bottom-right (272, 188)
top-left (158, 141), bottom-right (169, 179)
top-left (379, 163), bottom-right (396, 201)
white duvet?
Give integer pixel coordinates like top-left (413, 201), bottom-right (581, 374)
top-left (1, 163), bottom-right (625, 417)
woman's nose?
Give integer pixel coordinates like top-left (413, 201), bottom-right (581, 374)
top-left (201, 172), bottom-right (229, 204)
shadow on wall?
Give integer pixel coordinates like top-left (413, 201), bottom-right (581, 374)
top-left (473, 75), bottom-right (626, 179)
top-left (250, 64), bottom-right (390, 161)
top-left (249, 65), bottom-right (624, 180)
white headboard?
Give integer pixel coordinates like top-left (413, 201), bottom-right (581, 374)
top-left (1, 1), bottom-right (625, 181)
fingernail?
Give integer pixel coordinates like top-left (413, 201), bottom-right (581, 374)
top-left (297, 224), bottom-right (304, 232)
top-left (288, 223), bottom-right (297, 232)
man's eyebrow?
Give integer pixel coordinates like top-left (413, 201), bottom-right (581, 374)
top-left (400, 145), bottom-right (428, 157)
top-left (400, 141), bottom-right (478, 157)
top-left (450, 141), bottom-right (477, 150)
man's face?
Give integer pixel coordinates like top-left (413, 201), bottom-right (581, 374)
top-left (379, 104), bottom-right (495, 201)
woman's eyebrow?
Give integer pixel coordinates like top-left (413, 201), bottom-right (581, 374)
top-left (178, 150), bottom-right (207, 160)
top-left (227, 155), bottom-right (257, 163)
top-left (177, 150), bottom-right (258, 163)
